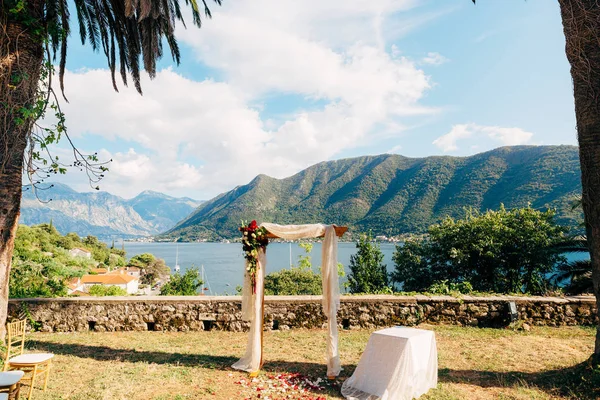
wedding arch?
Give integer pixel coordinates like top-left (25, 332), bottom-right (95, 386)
top-left (232, 222), bottom-right (348, 378)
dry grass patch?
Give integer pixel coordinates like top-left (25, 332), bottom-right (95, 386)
top-left (12, 325), bottom-right (599, 400)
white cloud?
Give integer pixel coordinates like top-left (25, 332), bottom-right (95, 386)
top-left (432, 124), bottom-right (473, 152)
top-left (387, 145), bottom-right (403, 154)
top-left (433, 123), bottom-right (534, 153)
top-left (57, 64), bottom-right (429, 196)
top-left (48, 0), bottom-right (454, 198)
top-left (421, 52), bottom-right (449, 66)
top-left (95, 149), bottom-right (203, 197)
top-left (486, 126), bottom-right (534, 146)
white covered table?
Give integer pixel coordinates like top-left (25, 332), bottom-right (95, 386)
top-left (341, 327), bottom-right (438, 400)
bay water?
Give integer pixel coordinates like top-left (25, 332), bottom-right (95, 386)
top-left (122, 241), bottom-right (397, 295)
top-left (121, 241), bottom-right (589, 295)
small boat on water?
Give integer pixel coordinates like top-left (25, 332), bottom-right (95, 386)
top-left (174, 244), bottom-right (180, 273)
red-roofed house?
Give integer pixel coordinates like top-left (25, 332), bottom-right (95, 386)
top-left (90, 267), bottom-right (108, 275)
top-left (80, 273), bottom-right (139, 294)
top-left (67, 277), bottom-right (84, 295)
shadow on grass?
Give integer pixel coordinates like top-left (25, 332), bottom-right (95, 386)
top-left (439, 359), bottom-right (600, 400)
top-left (35, 340), bottom-right (599, 398)
top-left (28, 340), bottom-right (355, 398)
top-left (28, 340), bottom-right (357, 376)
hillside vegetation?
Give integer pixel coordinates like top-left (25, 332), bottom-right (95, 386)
top-left (165, 145), bottom-right (582, 240)
top-left (10, 223), bottom-right (127, 297)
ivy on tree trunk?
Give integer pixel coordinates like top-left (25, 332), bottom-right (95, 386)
top-left (0, 1), bottom-right (45, 340)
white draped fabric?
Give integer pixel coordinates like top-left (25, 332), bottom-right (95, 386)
top-left (232, 248), bottom-right (266, 373)
top-left (341, 327), bottom-right (438, 400)
top-left (232, 223), bottom-right (341, 377)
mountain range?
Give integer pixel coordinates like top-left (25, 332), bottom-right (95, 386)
top-left (20, 183), bottom-right (202, 238)
top-left (164, 145), bottom-right (583, 240)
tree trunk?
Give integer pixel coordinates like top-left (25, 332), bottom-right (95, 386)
top-left (558, 0), bottom-right (600, 363)
top-left (0, 2), bottom-right (45, 339)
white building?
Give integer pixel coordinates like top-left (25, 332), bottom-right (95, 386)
top-left (69, 248), bottom-right (92, 259)
top-left (80, 271), bottom-right (139, 294)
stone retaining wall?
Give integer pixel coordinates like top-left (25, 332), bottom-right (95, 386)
top-left (8, 295), bottom-right (597, 333)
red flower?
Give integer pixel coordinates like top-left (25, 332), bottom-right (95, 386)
top-left (248, 220), bottom-right (258, 230)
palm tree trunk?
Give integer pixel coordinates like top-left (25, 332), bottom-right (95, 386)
top-left (558, 0), bottom-right (600, 362)
top-left (0, 2), bottom-right (45, 339)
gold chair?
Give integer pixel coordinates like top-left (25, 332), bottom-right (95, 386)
top-left (3, 320), bottom-right (53, 400)
top-left (0, 370), bottom-right (24, 400)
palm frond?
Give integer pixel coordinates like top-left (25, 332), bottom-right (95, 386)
top-left (551, 259), bottom-right (592, 295)
top-left (566, 272), bottom-right (593, 295)
top-left (552, 235), bottom-right (589, 253)
top-left (46, 0), bottom-right (222, 96)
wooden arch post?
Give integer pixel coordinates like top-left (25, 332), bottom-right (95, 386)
top-left (234, 224), bottom-right (347, 378)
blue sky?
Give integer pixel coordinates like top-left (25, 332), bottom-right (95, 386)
top-left (50, 0), bottom-right (576, 200)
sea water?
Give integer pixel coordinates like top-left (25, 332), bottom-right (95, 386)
top-left (121, 241), bottom-right (589, 295)
top-left (122, 241), bottom-right (398, 295)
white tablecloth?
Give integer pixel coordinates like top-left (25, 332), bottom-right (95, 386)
top-left (341, 327), bottom-right (438, 400)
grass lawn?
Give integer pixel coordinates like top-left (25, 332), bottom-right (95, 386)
top-left (14, 324), bottom-right (600, 400)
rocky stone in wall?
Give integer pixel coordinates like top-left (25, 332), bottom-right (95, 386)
top-left (8, 295), bottom-right (597, 333)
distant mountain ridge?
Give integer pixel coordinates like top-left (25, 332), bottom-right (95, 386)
top-left (20, 183), bottom-right (203, 237)
top-left (165, 145), bottom-right (582, 240)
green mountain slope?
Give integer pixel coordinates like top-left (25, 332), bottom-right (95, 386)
top-left (165, 146), bottom-right (582, 240)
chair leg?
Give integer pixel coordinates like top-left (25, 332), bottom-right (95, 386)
top-left (28, 365), bottom-right (38, 400)
top-left (8, 383), bottom-right (18, 400)
top-left (43, 361), bottom-right (51, 391)
top-left (13, 383), bottom-right (20, 400)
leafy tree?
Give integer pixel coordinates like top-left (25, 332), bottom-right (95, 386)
top-left (391, 238), bottom-right (434, 292)
top-left (297, 243), bottom-right (313, 270)
top-left (265, 242), bottom-right (322, 295)
top-left (108, 253), bottom-right (125, 269)
top-left (264, 268), bottom-right (323, 295)
top-left (0, 0), bottom-right (221, 338)
top-left (471, 0), bottom-right (600, 365)
top-left (264, 243), bottom-right (347, 295)
top-left (128, 253), bottom-right (156, 267)
top-left (141, 258), bottom-right (170, 286)
top-left (9, 259), bottom-right (67, 298)
top-left (160, 268), bottom-right (203, 296)
top-left (392, 206), bottom-right (569, 295)
top-left (83, 235), bottom-right (110, 263)
top-left (128, 253), bottom-right (170, 285)
top-left (347, 232), bottom-right (389, 294)
top-left (88, 285), bottom-right (127, 297)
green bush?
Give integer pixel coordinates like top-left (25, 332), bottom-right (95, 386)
top-left (391, 206), bottom-right (570, 295)
top-left (160, 268), bottom-right (203, 296)
top-left (263, 242), bottom-right (345, 295)
top-left (88, 285), bottom-right (128, 296)
top-left (265, 242), bottom-right (322, 295)
top-left (9, 259), bottom-right (68, 298)
top-left (427, 280), bottom-right (474, 295)
top-left (265, 268), bottom-right (322, 295)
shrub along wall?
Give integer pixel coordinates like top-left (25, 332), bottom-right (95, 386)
top-left (7, 295), bottom-right (597, 333)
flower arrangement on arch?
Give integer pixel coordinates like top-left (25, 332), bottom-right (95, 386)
top-left (240, 220), bottom-right (269, 293)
